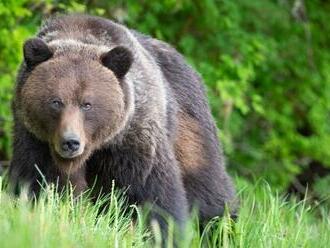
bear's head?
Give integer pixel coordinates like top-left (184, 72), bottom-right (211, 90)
top-left (18, 38), bottom-right (134, 174)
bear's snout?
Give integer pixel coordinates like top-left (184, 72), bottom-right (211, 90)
top-left (53, 107), bottom-right (86, 160)
top-left (61, 134), bottom-right (80, 153)
top-left (56, 132), bottom-right (85, 159)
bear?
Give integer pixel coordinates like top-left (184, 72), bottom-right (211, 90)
top-left (9, 14), bottom-right (237, 237)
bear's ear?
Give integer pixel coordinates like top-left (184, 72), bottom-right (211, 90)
top-left (101, 46), bottom-right (133, 79)
top-left (23, 38), bottom-right (53, 67)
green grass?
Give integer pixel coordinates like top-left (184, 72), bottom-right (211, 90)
top-left (0, 176), bottom-right (329, 248)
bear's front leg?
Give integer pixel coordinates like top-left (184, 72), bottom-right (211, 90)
top-left (9, 123), bottom-right (56, 195)
top-left (129, 152), bottom-right (188, 244)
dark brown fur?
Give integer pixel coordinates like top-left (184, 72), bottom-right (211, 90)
top-left (9, 14), bottom-right (238, 242)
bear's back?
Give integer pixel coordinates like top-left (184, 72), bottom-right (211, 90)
top-left (132, 31), bottom-right (223, 159)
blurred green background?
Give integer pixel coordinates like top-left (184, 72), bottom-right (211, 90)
top-left (0, 0), bottom-right (329, 202)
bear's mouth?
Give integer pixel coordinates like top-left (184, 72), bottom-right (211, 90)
top-left (56, 150), bottom-right (83, 159)
top-left (52, 148), bottom-right (82, 162)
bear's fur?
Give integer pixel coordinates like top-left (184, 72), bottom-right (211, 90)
top-left (9, 14), bottom-right (237, 233)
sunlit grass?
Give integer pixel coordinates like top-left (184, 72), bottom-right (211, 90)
top-left (0, 176), bottom-right (328, 248)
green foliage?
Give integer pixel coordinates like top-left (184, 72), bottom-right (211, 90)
top-left (0, 0), bottom-right (329, 194)
top-left (0, 0), bottom-right (36, 156)
top-left (0, 176), bottom-right (329, 247)
top-left (0, 177), bottom-right (151, 247)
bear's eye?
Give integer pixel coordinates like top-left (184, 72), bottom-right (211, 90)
top-left (81, 102), bottom-right (92, 111)
top-left (50, 99), bottom-right (63, 110)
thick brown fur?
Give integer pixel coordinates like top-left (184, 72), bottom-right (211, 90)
top-left (9, 14), bottom-right (237, 240)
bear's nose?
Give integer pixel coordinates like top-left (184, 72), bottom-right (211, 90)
top-left (61, 137), bottom-right (80, 153)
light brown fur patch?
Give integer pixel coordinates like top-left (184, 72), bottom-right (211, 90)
top-left (175, 111), bottom-right (205, 172)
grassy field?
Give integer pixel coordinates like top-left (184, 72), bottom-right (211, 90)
top-left (0, 176), bottom-right (329, 248)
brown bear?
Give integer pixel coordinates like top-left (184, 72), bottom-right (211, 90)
top-left (9, 14), bottom-right (237, 235)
